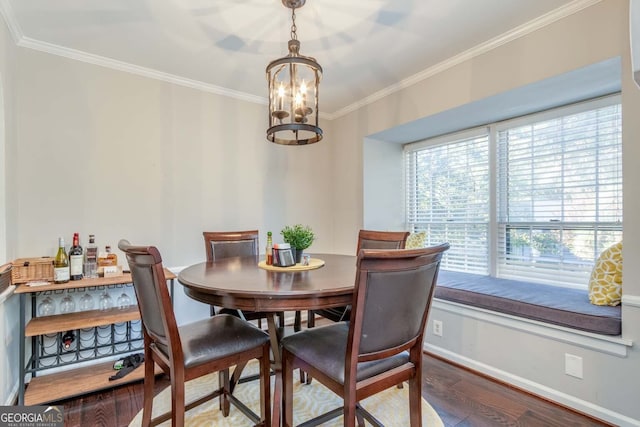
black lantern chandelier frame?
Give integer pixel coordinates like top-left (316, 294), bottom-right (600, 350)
top-left (266, 0), bottom-right (323, 146)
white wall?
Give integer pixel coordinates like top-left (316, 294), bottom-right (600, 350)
top-left (10, 48), bottom-right (335, 265)
top-left (337, 1), bottom-right (640, 425)
top-left (362, 138), bottom-right (404, 231)
top-left (0, 9), bottom-right (19, 405)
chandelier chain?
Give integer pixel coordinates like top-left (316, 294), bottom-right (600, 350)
top-left (290, 8), bottom-right (298, 40)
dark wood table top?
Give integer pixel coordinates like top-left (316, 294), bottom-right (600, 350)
top-left (177, 253), bottom-right (357, 312)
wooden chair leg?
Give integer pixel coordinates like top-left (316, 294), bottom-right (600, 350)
top-left (141, 353), bottom-right (155, 427)
top-left (171, 369), bottom-right (186, 427)
top-left (306, 310), bottom-right (315, 328)
top-left (294, 311), bottom-right (302, 331)
top-left (221, 368), bottom-right (231, 416)
top-left (282, 352), bottom-right (295, 427)
top-left (408, 377), bottom-right (422, 427)
top-left (344, 400), bottom-right (357, 427)
top-left (260, 346), bottom-right (272, 427)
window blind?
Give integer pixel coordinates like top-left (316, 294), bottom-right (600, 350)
top-left (405, 131), bottom-right (490, 274)
top-left (496, 100), bottom-right (622, 286)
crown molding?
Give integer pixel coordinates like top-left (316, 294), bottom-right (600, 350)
top-left (328, 0), bottom-right (603, 120)
top-left (17, 36), bottom-right (268, 105)
top-left (0, 0), bottom-right (23, 44)
top-left (0, 0), bottom-right (601, 120)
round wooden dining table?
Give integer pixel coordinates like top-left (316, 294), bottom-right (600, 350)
top-left (178, 253), bottom-right (356, 313)
top-left (177, 253), bottom-right (357, 426)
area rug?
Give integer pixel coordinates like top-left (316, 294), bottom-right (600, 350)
top-left (129, 363), bottom-right (444, 426)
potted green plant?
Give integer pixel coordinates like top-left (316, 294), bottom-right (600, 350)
top-left (281, 224), bottom-right (316, 263)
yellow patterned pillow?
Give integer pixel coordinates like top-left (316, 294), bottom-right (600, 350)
top-left (588, 241), bottom-right (623, 306)
top-left (406, 232), bottom-right (427, 249)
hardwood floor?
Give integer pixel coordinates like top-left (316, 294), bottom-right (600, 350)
top-left (422, 353), bottom-right (610, 427)
top-left (52, 352), bottom-right (610, 427)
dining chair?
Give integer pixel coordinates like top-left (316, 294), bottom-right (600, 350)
top-left (118, 239), bottom-right (271, 427)
top-left (203, 230), bottom-right (285, 328)
top-left (307, 230), bottom-right (410, 327)
top-left (281, 244), bottom-right (449, 427)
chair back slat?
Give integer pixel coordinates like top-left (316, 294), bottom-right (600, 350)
top-left (359, 262), bottom-right (438, 355)
top-left (118, 240), bottom-right (179, 359)
top-left (356, 230), bottom-right (409, 254)
top-left (349, 244), bottom-right (449, 361)
top-left (203, 230), bottom-right (259, 262)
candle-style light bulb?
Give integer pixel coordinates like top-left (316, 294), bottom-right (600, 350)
top-left (277, 82), bottom-right (285, 111)
top-left (295, 92), bottom-right (303, 108)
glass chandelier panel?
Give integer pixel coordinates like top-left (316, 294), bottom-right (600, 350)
top-left (266, 0), bottom-right (322, 145)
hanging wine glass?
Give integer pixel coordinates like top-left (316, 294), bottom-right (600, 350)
top-left (117, 293), bottom-right (132, 310)
top-left (38, 296), bottom-right (55, 316)
top-left (98, 291), bottom-right (114, 311)
top-left (59, 295), bottom-right (76, 313)
top-left (79, 293), bottom-right (95, 311)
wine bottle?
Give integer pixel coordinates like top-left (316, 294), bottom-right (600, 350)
top-left (98, 245), bottom-right (118, 268)
top-left (61, 330), bottom-right (75, 351)
top-left (54, 237), bottom-right (70, 284)
top-left (69, 232), bottom-right (83, 280)
top-left (266, 231), bottom-right (273, 265)
top-left (84, 234), bottom-right (98, 278)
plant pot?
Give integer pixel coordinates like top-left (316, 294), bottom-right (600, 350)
top-left (294, 248), bottom-right (303, 264)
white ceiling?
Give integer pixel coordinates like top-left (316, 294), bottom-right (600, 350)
top-left (1, 0), bottom-right (592, 117)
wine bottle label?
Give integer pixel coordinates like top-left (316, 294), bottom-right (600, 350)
top-left (54, 267), bottom-right (70, 282)
top-left (70, 255), bottom-right (83, 276)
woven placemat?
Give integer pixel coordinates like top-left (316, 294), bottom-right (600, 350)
top-left (258, 258), bottom-right (325, 272)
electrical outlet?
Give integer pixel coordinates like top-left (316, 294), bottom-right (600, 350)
top-left (565, 353), bottom-right (583, 379)
top-left (433, 320), bottom-right (443, 337)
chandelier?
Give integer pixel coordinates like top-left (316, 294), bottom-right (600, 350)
top-left (266, 0), bottom-right (322, 145)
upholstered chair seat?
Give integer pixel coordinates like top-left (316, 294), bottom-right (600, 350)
top-left (174, 315), bottom-right (270, 368)
top-left (281, 323), bottom-right (409, 384)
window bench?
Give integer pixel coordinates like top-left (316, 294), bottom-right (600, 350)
top-left (434, 271), bottom-right (622, 336)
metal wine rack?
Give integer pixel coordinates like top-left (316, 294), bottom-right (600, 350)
top-left (27, 285), bottom-right (143, 374)
top-left (16, 271), bottom-right (176, 405)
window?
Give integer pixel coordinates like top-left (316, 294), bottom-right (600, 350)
top-left (405, 129), bottom-right (489, 274)
top-left (405, 95), bottom-right (623, 288)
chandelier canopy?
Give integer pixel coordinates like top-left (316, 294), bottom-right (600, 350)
top-left (266, 0), bottom-right (322, 146)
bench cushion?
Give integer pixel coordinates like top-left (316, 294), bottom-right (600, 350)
top-left (434, 271), bottom-right (622, 335)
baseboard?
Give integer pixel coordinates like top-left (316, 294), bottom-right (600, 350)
top-left (424, 343), bottom-right (640, 427)
top-left (4, 381), bottom-right (18, 406)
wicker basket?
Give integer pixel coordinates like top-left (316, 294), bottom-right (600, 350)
top-left (11, 257), bottom-right (55, 284)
